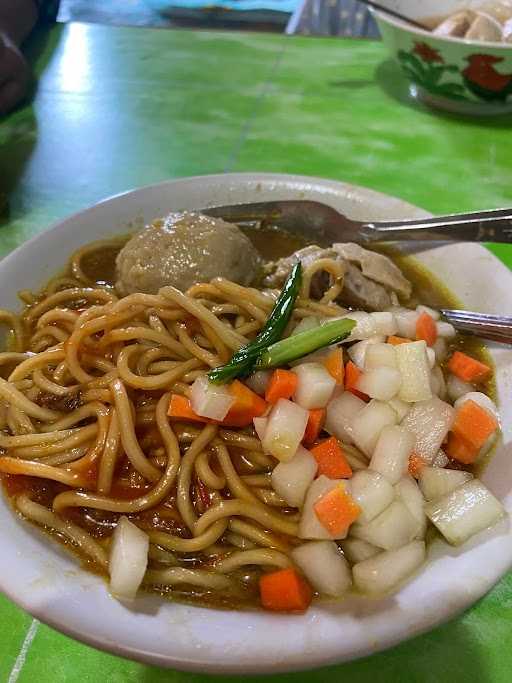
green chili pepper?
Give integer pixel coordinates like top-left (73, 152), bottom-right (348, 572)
top-left (207, 262), bottom-right (302, 384)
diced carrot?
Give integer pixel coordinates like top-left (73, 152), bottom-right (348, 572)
top-left (303, 408), bottom-right (326, 446)
top-left (259, 567), bottom-right (313, 612)
top-left (445, 432), bottom-right (479, 465)
top-left (168, 383), bottom-right (267, 428)
top-left (310, 437), bottom-right (352, 479)
top-left (168, 394), bottom-right (210, 423)
top-left (416, 312), bottom-right (438, 347)
top-left (387, 335), bottom-right (412, 346)
top-left (313, 484), bottom-right (360, 536)
top-left (323, 348), bottom-right (345, 385)
top-left (408, 452), bottom-right (426, 479)
top-left (451, 399), bottom-right (498, 451)
top-left (447, 351), bottom-right (491, 384)
top-left (225, 380), bottom-right (268, 427)
top-left (345, 361), bottom-right (369, 401)
top-left (265, 369), bottom-right (298, 405)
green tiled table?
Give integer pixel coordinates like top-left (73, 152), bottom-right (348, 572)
top-left (1, 21), bottom-right (512, 683)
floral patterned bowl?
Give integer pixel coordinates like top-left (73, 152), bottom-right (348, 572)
top-left (373, 0), bottom-right (512, 115)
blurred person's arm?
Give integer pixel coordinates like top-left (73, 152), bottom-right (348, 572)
top-left (0, 0), bottom-right (55, 114)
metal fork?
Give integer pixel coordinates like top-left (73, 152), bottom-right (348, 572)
top-left (204, 201), bottom-right (512, 246)
top-left (442, 310), bottom-right (512, 345)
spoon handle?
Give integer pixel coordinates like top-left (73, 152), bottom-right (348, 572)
top-left (442, 309), bottom-right (512, 344)
top-left (356, 0), bottom-right (429, 30)
top-left (362, 208), bottom-right (512, 244)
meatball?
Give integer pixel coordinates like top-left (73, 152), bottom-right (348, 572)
top-left (116, 211), bottom-right (261, 295)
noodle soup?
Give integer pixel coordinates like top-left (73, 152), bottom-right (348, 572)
top-left (0, 218), bottom-right (503, 612)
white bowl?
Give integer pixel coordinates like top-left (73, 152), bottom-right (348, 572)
top-left (1, 173), bottom-right (512, 674)
top-left (374, 0), bottom-right (512, 115)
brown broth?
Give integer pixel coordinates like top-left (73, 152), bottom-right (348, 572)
top-left (79, 242), bottom-right (127, 287)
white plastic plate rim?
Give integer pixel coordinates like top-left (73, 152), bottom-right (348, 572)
top-left (0, 173), bottom-right (511, 674)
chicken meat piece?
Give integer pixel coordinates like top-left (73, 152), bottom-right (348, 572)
top-left (433, 10), bottom-right (476, 38)
top-left (332, 243), bottom-right (411, 299)
top-left (263, 243), bottom-right (412, 311)
top-left (341, 261), bottom-right (395, 310)
top-left (263, 245), bottom-right (334, 293)
top-left (116, 212), bottom-right (261, 295)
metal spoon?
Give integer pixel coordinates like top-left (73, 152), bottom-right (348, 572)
top-left (442, 310), bottom-right (512, 345)
top-left (204, 201), bottom-right (512, 246)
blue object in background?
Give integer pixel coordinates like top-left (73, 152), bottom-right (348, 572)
top-left (60, 0), bottom-right (377, 33)
top-left (145, 0), bottom-right (295, 25)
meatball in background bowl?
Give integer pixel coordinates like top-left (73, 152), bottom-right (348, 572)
top-left (374, 0), bottom-right (512, 115)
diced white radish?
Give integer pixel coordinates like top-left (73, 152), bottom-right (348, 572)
top-left (417, 305), bottom-right (440, 321)
top-left (370, 425), bottom-right (415, 484)
top-left (447, 374), bottom-right (473, 402)
top-left (350, 500), bottom-right (421, 550)
top-left (109, 516), bottom-right (149, 600)
top-left (353, 541), bottom-right (425, 594)
top-left (340, 537), bottom-right (381, 564)
top-left (433, 337), bottom-right (448, 363)
top-left (394, 309), bottom-right (419, 338)
top-left (289, 346), bottom-right (332, 367)
top-left (325, 391), bottom-right (366, 445)
top-left (263, 398), bottom-right (308, 462)
top-left (293, 362), bottom-right (335, 410)
top-left (430, 369), bottom-right (441, 396)
top-left (190, 375), bottom-right (234, 421)
top-left (292, 316), bottom-right (320, 336)
top-left (396, 340), bottom-right (432, 403)
top-left (425, 479), bottom-right (505, 545)
top-left (300, 476), bottom-right (347, 540)
top-left (437, 321), bottom-right (456, 338)
top-left (348, 340), bottom-right (369, 370)
top-left (245, 370), bottom-right (271, 396)
top-left (454, 392), bottom-right (499, 421)
top-left (371, 312), bottom-right (398, 336)
top-left (351, 400), bottom-right (398, 456)
top-left (480, 432), bottom-right (498, 458)
top-left (271, 446), bottom-right (317, 507)
top-left (342, 312), bottom-right (379, 341)
top-left (365, 343), bottom-right (397, 370)
top-left (430, 366), bottom-right (446, 399)
top-left (291, 541), bottom-right (351, 597)
top-left (253, 416), bottom-right (268, 442)
top-left (394, 476), bottom-right (427, 539)
top-left (341, 443), bottom-right (370, 471)
top-left (348, 469), bottom-right (395, 524)
top-left (401, 397), bottom-right (454, 464)
top-left (432, 449), bottom-right (449, 468)
top-left (356, 367), bottom-right (401, 401)
top-left (348, 337), bottom-right (384, 369)
top-left (388, 397), bottom-right (410, 422)
top-left (419, 466), bottom-right (473, 502)
top-left (426, 347), bottom-right (436, 369)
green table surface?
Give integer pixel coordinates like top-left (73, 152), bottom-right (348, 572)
top-left (1, 21), bottom-right (512, 683)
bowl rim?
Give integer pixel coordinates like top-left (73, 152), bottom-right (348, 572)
top-left (373, 8), bottom-right (512, 51)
